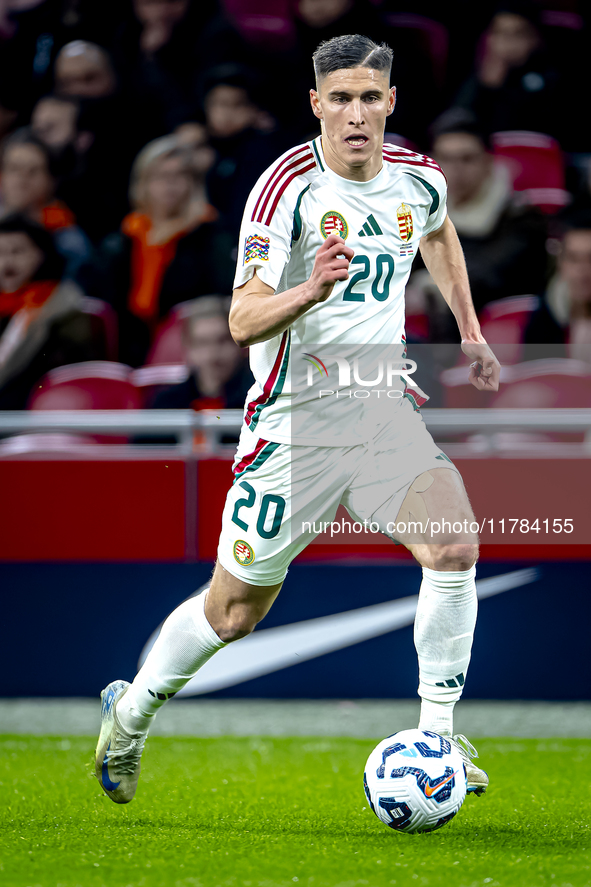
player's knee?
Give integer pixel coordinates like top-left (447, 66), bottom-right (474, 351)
top-left (430, 543), bottom-right (479, 572)
top-left (213, 610), bottom-right (258, 643)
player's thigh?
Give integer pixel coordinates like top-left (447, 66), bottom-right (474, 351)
top-left (402, 466), bottom-right (477, 527)
top-left (397, 467), bottom-right (479, 569)
top-left (206, 560), bottom-right (283, 640)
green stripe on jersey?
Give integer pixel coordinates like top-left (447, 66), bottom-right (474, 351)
top-left (406, 173), bottom-right (440, 216)
top-left (312, 139), bottom-right (325, 171)
top-left (291, 183), bottom-right (312, 244)
top-left (234, 441), bottom-right (281, 483)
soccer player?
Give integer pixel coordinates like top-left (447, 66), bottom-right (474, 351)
top-left (96, 35), bottom-right (500, 804)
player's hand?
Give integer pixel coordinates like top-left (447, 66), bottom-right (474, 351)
top-left (307, 234), bottom-right (354, 303)
top-left (461, 340), bottom-right (501, 391)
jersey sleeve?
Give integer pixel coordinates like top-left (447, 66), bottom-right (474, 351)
top-left (233, 169), bottom-right (295, 292)
top-left (417, 162), bottom-right (448, 237)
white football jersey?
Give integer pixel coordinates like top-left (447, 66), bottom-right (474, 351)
top-left (234, 136), bottom-right (448, 445)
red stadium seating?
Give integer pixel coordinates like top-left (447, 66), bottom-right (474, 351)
top-left (478, 295), bottom-right (540, 365)
top-left (441, 355), bottom-right (591, 411)
top-left (131, 364), bottom-right (189, 407)
top-left (384, 14), bottom-right (449, 84)
top-left (489, 358), bottom-right (591, 410)
top-left (491, 131), bottom-right (570, 214)
top-left (27, 361), bottom-right (142, 443)
top-left (221, 0), bottom-right (296, 49)
top-left (145, 299), bottom-right (204, 365)
top-left (28, 361), bottom-right (140, 411)
top-left (78, 296), bottom-right (118, 361)
top-left (146, 314), bottom-right (184, 366)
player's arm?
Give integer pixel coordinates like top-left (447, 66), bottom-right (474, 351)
top-left (229, 234), bottom-right (353, 347)
top-left (419, 216), bottom-right (500, 391)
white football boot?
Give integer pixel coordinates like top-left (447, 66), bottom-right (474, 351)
top-left (450, 734), bottom-right (489, 796)
top-left (95, 679), bottom-right (148, 804)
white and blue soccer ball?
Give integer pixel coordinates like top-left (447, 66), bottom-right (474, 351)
top-left (364, 729), bottom-right (467, 835)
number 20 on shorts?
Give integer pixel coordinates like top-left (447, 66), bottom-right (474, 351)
top-left (231, 481), bottom-right (286, 539)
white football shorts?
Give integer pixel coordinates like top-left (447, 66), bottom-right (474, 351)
top-left (217, 399), bottom-right (459, 586)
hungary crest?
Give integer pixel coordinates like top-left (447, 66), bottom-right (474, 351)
top-left (397, 203), bottom-right (413, 242)
top-left (233, 539), bottom-right (255, 566)
top-left (320, 211), bottom-right (348, 240)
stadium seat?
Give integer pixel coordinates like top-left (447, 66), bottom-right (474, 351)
top-left (383, 14), bottom-right (449, 84)
top-left (28, 361), bottom-right (140, 411)
top-left (145, 314), bottom-right (184, 366)
top-left (478, 295), bottom-right (540, 365)
top-left (491, 131), bottom-right (570, 214)
top-left (221, 0), bottom-right (296, 49)
top-left (145, 300), bottom-right (203, 365)
top-left (131, 364), bottom-right (189, 407)
top-left (27, 361), bottom-right (142, 443)
top-left (541, 10), bottom-right (584, 31)
top-left (78, 296), bottom-right (118, 361)
top-left (439, 363), bottom-right (498, 410)
top-left (489, 358), bottom-right (591, 410)
top-left (440, 354), bottom-right (591, 411)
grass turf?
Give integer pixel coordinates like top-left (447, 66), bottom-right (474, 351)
top-left (0, 736), bottom-right (590, 887)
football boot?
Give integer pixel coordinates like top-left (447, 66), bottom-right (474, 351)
top-left (95, 680), bottom-right (148, 804)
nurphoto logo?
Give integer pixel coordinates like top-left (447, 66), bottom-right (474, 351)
top-left (301, 352), bottom-right (417, 399)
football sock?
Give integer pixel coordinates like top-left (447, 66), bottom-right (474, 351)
top-left (117, 590), bottom-right (225, 734)
top-left (414, 565), bottom-right (477, 737)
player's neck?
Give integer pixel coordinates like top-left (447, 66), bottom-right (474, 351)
top-left (320, 135), bottom-right (383, 182)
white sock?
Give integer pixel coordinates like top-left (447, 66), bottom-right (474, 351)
top-left (117, 591), bottom-right (225, 734)
top-left (414, 565), bottom-right (477, 737)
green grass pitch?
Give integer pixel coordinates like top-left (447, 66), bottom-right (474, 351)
top-left (1, 735), bottom-right (590, 887)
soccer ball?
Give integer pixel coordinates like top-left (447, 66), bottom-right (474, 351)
top-left (363, 729), bottom-right (467, 835)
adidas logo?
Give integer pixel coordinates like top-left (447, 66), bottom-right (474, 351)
top-left (358, 214), bottom-right (383, 237)
top-left (436, 673), bottom-right (465, 689)
top-left (148, 689), bottom-right (177, 701)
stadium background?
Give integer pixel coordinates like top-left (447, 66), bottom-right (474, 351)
top-left (1, 0), bottom-right (590, 706)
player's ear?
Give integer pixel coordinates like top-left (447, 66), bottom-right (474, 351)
top-left (387, 86), bottom-right (396, 117)
top-left (310, 88), bottom-right (323, 120)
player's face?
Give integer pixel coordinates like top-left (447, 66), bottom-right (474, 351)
top-left (310, 67), bottom-right (395, 181)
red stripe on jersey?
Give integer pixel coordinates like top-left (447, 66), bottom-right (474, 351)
top-left (383, 155), bottom-right (444, 174)
top-left (244, 330), bottom-right (289, 426)
top-left (264, 160), bottom-right (316, 226)
top-left (251, 146), bottom-right (311, 222)
top-left (383, 149), bottom-right (443, 175)
top-left (233, 436), bottom-right (270, 476)
top-left (255, 153), bottom-right (314, 224)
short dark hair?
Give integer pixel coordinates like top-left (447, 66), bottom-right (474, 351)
top-left (561, 210), bottom-right (591, 238)
top-left (313, 35), bottom-right (393, 82)
top-left (1, 126), bottom-right (60, 179)
top-left (430, 108), bottom-right (490, 150)
top-left (0, 213), bottom-right (66, 280)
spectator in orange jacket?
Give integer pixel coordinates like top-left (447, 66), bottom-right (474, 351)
top-left (83, 135), bottom-right (233, 366)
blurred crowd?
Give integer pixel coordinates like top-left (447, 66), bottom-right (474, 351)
top-left (1, 0), bottom-right (591, 411)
